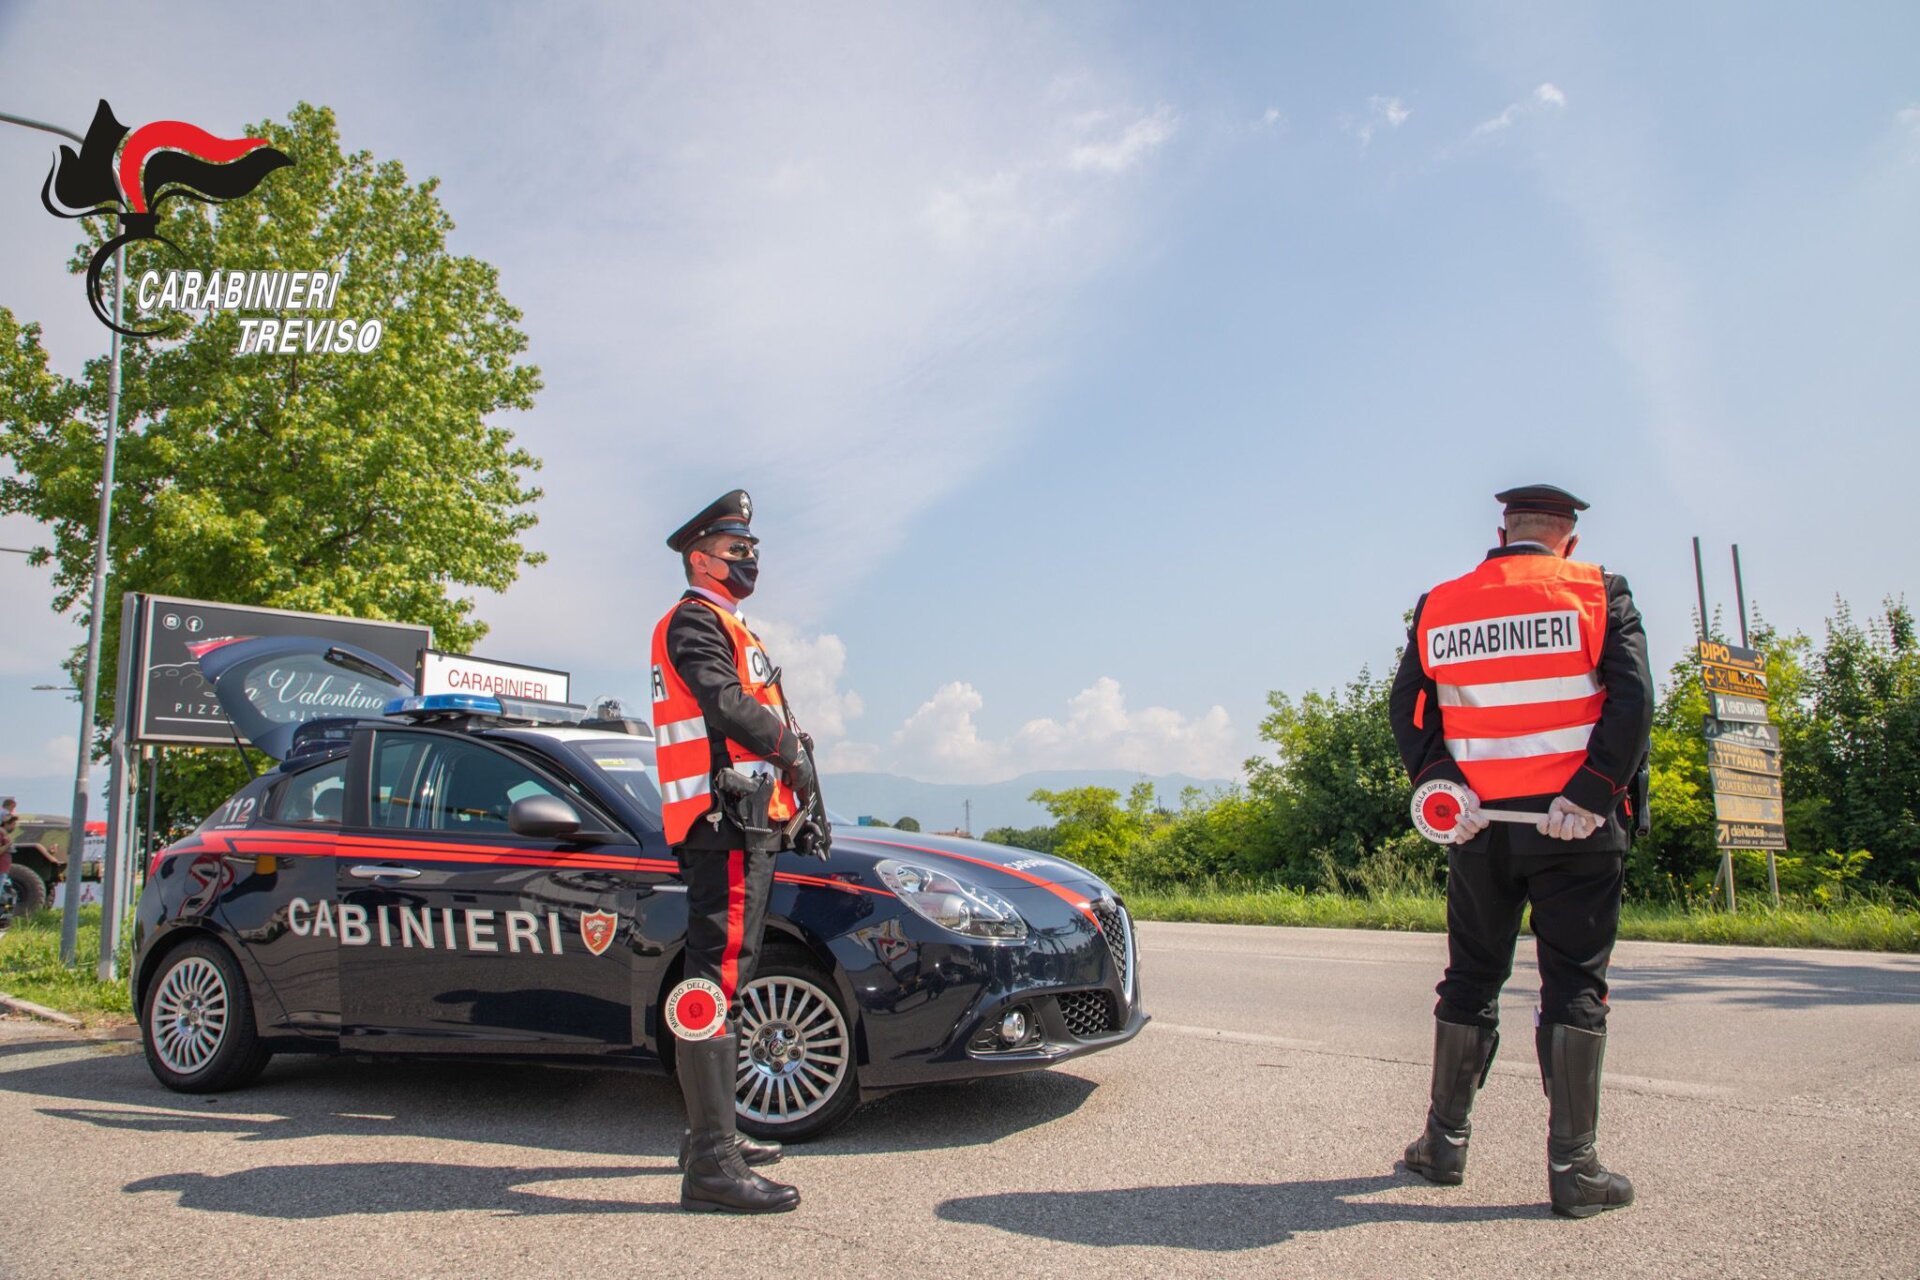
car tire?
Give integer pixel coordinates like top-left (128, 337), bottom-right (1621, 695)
top-left (6, 865), bottom-right (47, 917)
top-left (140, 938), bottom-right (272, 1094)
top-left (733, 950), bottom-right (861, 1143)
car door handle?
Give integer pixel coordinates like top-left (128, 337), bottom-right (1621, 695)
top-left (349, 864), bottom-right (420, 879)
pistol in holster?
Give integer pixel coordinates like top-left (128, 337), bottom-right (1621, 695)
top-left (712, 767), bottom-right (781, 852)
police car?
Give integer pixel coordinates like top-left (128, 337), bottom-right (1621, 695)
top-left (132, 692), bottom-right (1146, 1140)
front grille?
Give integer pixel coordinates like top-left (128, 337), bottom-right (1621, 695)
top-left (1058, 989), bottom-right (1120, 1038)
top-left (1091, 898), bottom-right (1134, 1002)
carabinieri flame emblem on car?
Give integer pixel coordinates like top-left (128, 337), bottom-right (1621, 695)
top-left (580, 910), bottom-right (618, 957)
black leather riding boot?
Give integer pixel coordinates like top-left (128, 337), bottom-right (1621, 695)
top-left (678, 1034), bottom-right (799, 1214)
top-left (1404, 1020), bottom-right (1499, 1185)
top-left (679, 1128), bottom-right (782, 1169)
top-left (1538, 1023), bottom-right (1635, 1218)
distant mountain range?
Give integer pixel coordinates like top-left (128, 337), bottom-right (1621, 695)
top-left (820, 769), bottom-right (1238, 837)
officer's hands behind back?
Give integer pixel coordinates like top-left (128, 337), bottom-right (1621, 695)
top-left (1538, 795), bottom-right (1602, 841)
top-left (1453, 789), bottom-right (1492, 841)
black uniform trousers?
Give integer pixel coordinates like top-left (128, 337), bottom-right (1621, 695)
top-left (1436, 824), bottom-right (1624, 1034)
top-left (677, 845), bottom-right (777, 1018)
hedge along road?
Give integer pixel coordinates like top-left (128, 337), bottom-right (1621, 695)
top-left (1, 922), bottom-right (1916, 1279)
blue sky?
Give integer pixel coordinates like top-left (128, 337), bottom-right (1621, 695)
top-left (1, 2), bottom-right (1916, 808)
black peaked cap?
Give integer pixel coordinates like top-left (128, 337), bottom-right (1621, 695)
top-left (1495, 483), bottom-right (1589, 520)
top-left (666, 489), bottom-right (757, 552)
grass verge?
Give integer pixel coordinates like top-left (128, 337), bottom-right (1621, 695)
top-left (0, 907), bottom-right (135, 1021)
top-left (1126, 880), bottom-right (1920, 952)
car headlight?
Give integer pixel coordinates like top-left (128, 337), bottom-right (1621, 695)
top-left (873, 858), bottom-right (1028, 941)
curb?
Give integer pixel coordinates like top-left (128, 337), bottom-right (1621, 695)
top-left (0, 992), bottom-right (84, 1027)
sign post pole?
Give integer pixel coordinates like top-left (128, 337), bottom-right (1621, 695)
top-left (97, 591), bottom-right (142, 981)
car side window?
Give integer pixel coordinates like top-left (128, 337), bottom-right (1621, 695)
top-left (370, 733), bottom-right (559, 835)
top-left (270, 757), bottom-right (348, 825)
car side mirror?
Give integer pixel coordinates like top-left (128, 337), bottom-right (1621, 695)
top-left (508, 795), bottom-right (582, 839)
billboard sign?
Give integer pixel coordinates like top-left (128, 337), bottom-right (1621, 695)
top-left (418, 650), bottom-right (570, 703)
top-left (134, 595), bottom-right (430, 749)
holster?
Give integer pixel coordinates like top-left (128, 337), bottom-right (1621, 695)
top-left (713, 768), bottom-right (781, 853)
top-left (1630, 754), bottom-right (1652, 842)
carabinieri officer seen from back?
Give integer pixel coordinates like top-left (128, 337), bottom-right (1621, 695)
top-left (1388, 484), bottom-right (1654, 1219)
top-left (650, 488), bottom-right (832, 1215)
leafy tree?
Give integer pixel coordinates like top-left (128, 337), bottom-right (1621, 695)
top-left (893, 816), bottom-right (921, 833)
top-left (1030, 783), bottom-right (1161, 881)
top-left (982, 823), bottom-right (1057, 854)
top-left (1795, 599), bottom-right (1920, 891)
top-left (1245, 669), bottom-right (1408, 885)
top-left (0, 103), bottom-right (543, 820)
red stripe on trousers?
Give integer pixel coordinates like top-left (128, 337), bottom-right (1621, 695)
top-left (718, 848), bottom-right (747, 1000)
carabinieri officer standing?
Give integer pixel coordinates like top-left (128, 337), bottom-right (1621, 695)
top-left (1388, 484), bottom-right (1653, 1218)
top-left (650, 489), bottom-right (832, 1214)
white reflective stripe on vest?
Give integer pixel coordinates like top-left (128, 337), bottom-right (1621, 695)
top-left (656, 715), bottom-right (710, 746)
top-left (661, 774), bottom-right (713, 804)
top-left (1436, 673), bottom-right (1601, 709)
top-left (731, 759), bottom-right (780, 782)
top-left (1446, 724), bottom-right (1593, 761)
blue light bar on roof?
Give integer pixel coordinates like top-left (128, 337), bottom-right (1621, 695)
top-left (384, 693), bottom-right (503, 718)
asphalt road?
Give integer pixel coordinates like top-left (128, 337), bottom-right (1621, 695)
top-left (4, 922), bottom-right (1918, 1279)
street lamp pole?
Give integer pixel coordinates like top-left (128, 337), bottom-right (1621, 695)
top-left (0, 109), bottom-right (126, 966)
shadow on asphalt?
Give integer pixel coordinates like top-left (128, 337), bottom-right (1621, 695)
top-left (1613, 953), bottom-right (1920, 1010)
top-left (12, 1041), bottom-right (1098, 1161)
top-left (936, 1177), bottom-right (1540, 1250)
top-left (123, 1162), bottom-right (677, 1217)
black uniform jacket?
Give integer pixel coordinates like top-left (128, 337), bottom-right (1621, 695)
top-left (1389, 545), bottom-right (1654, 855)
top-left (665, 593), bottom-right (806, 850)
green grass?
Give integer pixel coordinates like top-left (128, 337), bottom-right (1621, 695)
top-left (1125, 878), bottom-right (1920, 952)
top-left (0, 907), bottom-right (135, 1021)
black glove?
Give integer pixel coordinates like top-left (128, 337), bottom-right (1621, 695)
top-left (783, 750), bottom-right (818, 801)
top-left (795, 815), bottom-right (833, 861)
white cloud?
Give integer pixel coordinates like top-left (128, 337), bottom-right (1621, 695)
top-left (834, 675), bottom-right (1239, 783)
top-left (1350, 96), bottom-right (1412, 147)
top-left (743, 616), bottom-right (864, 745)
top-left (1258, 107), bottom-right (1285, 130)
top-left (1066, 105), bottom-right (1179, 174)
top-left (1470, 82), bottom-right (1568, 139)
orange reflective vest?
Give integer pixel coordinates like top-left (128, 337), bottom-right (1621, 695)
top-left (649, 597), bottom-right (799, 845)
top-left (1416, 555), bottom-right (1609, 801)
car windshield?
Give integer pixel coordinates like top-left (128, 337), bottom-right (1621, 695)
top-left (566, 739), bottom-right (663, 823)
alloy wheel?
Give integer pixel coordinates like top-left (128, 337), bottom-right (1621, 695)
top-left (734, 974), bottom-right (850, 1125)
top-left (149, 955), bottom-right (230, 1076)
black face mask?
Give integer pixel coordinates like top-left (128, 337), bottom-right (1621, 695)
top-left (723, 557), bottom-right (759, 599)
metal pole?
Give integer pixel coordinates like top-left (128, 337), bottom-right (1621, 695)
top-left (59, 241), bottom-right (124, 965)
top-left (98, 591), bottom-right (139, 980)
top-left (1732, 544), bottom-right (1750, 648)
top-left (4, 108), bottom-right (127, 966)
top-left (1692, 537), bottom-right (1710, 642)
top-left (143, 746), bottom-right (160, 879)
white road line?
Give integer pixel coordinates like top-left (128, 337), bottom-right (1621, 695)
top-left (1146, 1021), bottom-right (1736, 1099)
top-left (1139, 946), bottom-right (1413, 967)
